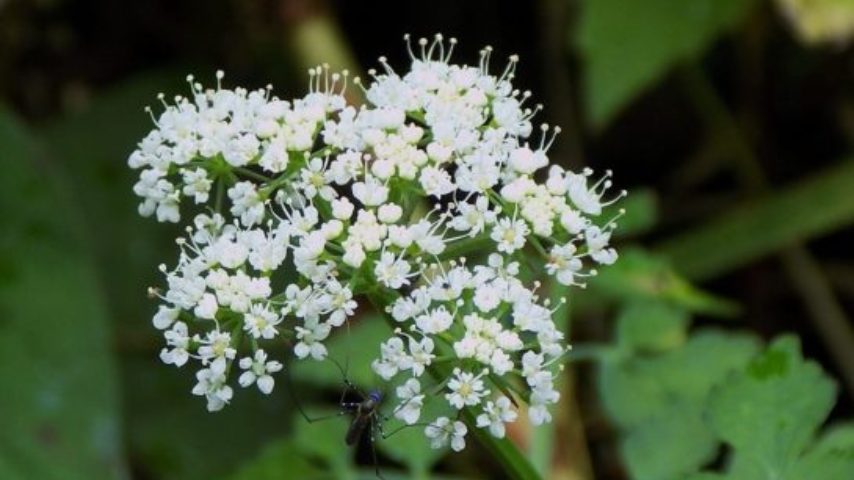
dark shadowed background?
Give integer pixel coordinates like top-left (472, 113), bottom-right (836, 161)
top-left (1, 1), bottom-right (853, 479)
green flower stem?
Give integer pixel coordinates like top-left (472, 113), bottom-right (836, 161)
top-left (439, 234), bottom-right (493, 261)
top-left (365, 290), bottom-right (543, 480)
top-left (234, 167), bottom-right (273, 183)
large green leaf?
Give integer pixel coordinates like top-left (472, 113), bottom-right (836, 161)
top-left (599, 329), bottom-right (759, 428)
top-left (577, 0), bottom-right (758, 128)
top-left (707, 336), bottom-right (838, 479)
top-left (789, 423), bottom-right (854, 480)
top-left (0, 108), bottom-right (126, 478)
top-left (621, 404), bottom-right (718, 480)
top-left (656, 160), bottom-right (854, 280)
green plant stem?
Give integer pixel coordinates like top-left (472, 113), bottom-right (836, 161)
top-left (780, 247), bottom-right (854, 398)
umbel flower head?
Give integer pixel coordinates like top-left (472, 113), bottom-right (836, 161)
top-left (131, 33), bottom-right (625, 450)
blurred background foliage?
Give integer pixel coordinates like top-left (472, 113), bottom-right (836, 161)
top-left (1, 0), bottom-right (854, 479)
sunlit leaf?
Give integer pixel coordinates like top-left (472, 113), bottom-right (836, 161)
top-left (707, 336), bottom-right (838, 478)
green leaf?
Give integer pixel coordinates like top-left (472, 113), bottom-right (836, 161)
top-left (789, 423), bottom-right (854, 480)
top-left (227, 439), bottom-right (324, 480)
top-left (707, 336), bottom-right (838, 478)
top-left (577, 0), bottom-right (758, 127)
top-left (622, 404), bottom-right (718, 480)
top-left (615, 301), bottom-right (690, 353)
top-left (599, 329), bottom-right (759, 428)
top-left (0, 108), bottom-right (126, 479)
top-left (656, 160), bottom-right (854, 280)
top-left (586, 248), bottom-right (740, 317)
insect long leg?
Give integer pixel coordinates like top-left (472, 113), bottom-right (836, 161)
top-left (370, 417), bottom-right (386, 480)
top-left (379, 417), bottom-right (462, 441)
top-left (327, 355), bottom-right (369, 399)
top-left (284, 356), bottom-right (358, 423)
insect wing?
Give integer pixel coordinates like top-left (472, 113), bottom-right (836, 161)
top-left (345, 409), bottom-right (371, 446)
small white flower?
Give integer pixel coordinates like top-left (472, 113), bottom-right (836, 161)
top-left (331, 197), bottom-right (355, 220)
top-left (181, 168), bottom-right (213, 203)
top-left (374, 251), bottom-right (412, 289)
top-left (352, 176), bottom-right (389, 206)
top-left (294, 320), bottom-right (331, 360)
top-left (415, 306), bottom-right (453, 334)
top-left (476, 396), bottom-right (517, 438)
top-left (490, 217), bottom-right (529, 254)
top-left (508, 146), bottom-right (547, 175)
top-left (377, 203), bottom-right (403, 223)
top-left (160, 321), bottom-right (191, 367)
top-left (243, 303), bottom-right (282, 339)
top-left (197, 330), bottom-right (237, 373)
top-left (298, 157), bottom-right (337, 200)
top-left (372, 336), bottom-right (409, 380)
top-left (473, 283), bottom-right (502, 313)
top-left (393, 378), bottom-right (424, 425)
top-left (238, 349), bottom-right (283, 394)
top-left (585, 225), bottom-right (618, 265)
top-left (449, 196), bottom-right (496, 236)
top-left (446, 368), bottom-right (489, 409)
top-left (228, 181), bottom-right (265, 227)
top-left (408, 336), bottom-right (436, 376)
top-left (425, 417), bottom-right (467, 452)
top-left (152, 305), bottom-right (179, 330)
top-left (546, 243), bottom-right (583, 286)
top-left (194, 292), bottom-right (219, 320)
top-left (192, 367), bottom-right (233, 412)
top-left (419, 166), bottom-right (455, 197)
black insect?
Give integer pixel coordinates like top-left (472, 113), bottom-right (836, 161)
top-left (345, 388), bottom-right (384, 446)
top-left (286, 357), bottom-right (390, 478)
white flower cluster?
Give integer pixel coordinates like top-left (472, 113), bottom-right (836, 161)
top-left (377, 255), bottom-right (565, 450)
top-left (131, 34), bottom-right (623, 449)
